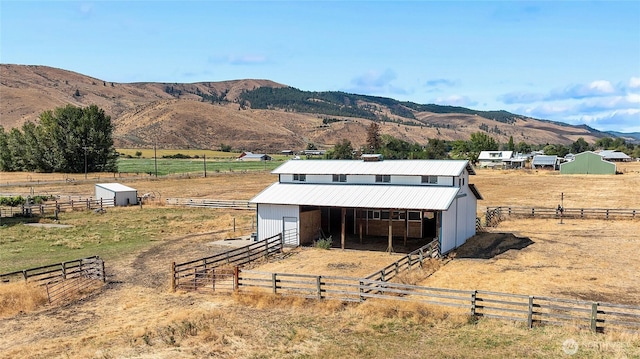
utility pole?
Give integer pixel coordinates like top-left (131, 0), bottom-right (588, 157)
top-left (203, 154), bottom-right (207, 178)
top-left (154, 142), bottom-right (158, 177)
top-left (83, 146), bottom-right (89, 180)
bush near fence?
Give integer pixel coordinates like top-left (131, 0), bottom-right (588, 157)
top-left (0, 256), bottom-right (106, 305)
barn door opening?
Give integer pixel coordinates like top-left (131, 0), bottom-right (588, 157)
top-left (282, 217), bottom-right (298, 246)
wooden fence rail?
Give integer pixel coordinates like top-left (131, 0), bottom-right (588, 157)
top-left (165, 198), bottom-right (256, 210)
top-left (234, 270), bottom-right (640, 333)
top-left (364, 239), bottom-right (440, 283)
top-left (0, 198), bottom-right (115, 218)
top-left (486, 206), bottom-right (639, 225)
top-left (171, 233), bottom-right (282, 291)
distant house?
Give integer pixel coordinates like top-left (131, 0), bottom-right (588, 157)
top-left (237, 152), bottom-right (272, 161)
top-left (95, 183), bottom-right (138, 206)
top-left (281, 150), bottom-right (294, 156)
top-left (560, 151), bottom-right (616, 175)
top-left (303, 149), bottom-right (326, 156)
top-left (477, 151), bottom-right (514, 168)
top-left (250, 158), bottom-right (482, 254)
top-left (531, 155), bottom-right (559, 170)
top-left (597, 150), bottom-right (632, 162)
top-left (476, 151), bottom-right (525, 169)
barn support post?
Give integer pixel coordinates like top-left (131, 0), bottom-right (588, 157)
top-left (359, 218), bottom-right (363, 244)
top-left (341, 208), bottom-right (346, 250)
top-left (403, 211), bottom-right (408, 247)
top-left (387, 209), bottom-right (394, 253)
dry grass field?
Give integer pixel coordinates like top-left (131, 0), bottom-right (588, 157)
top-left (0, 162), bottom-right (639, 358)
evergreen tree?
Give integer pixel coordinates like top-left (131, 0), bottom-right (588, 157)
top-left (366, 122), bottom-right (382, 153)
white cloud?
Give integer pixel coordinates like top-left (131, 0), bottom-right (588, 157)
top-left (629, 77), bottom-right (640, 89)
top-left (435, 95), bottom-right (478, 107)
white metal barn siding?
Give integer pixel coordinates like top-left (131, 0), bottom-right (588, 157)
top-left (256, 204), bottom-right (299, 244)
top-left (95, 183), bottom-right (138, 207)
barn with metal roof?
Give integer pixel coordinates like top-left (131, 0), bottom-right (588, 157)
top-left (250, 158), bottom-right (482, 254)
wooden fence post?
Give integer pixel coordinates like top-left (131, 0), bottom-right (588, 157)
top-left (170, 262), bottom-right (176, 292)
top-left (527, 296), bottom-right (534, 328)
top-left (359, 280), bottom-right (364, 302)
top-left (62, 262), bottom-right (67, 280)
top-left (470, 290), bottom-right (477, 317)
top-left (234, 266), bottom-right (239, 291)
top-left (23, 270), bottom-right (28, 282)
top-left (591, 302), bottom-right (598, 333)
top-left (272, 273), bottom-right (277, 294)
top-left (101, 259), bottom-right (106, 283)
top-left (316, 276), bottom-right (322, 300)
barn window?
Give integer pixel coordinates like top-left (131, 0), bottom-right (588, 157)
top-left (332, 174), bottom-right (347, 182)
top-left (408, 211), bottom-right (421, 221)
top-left (421, 176), bottom-right (437, 184)
top-left (375, 175), bottom-right (390, 183)
top-left (367, 210), bottom-right (380, 220)
top-left (293, 174), bottom-right (306, 182)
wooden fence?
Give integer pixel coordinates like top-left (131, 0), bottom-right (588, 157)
top-left (486, 206), bottom-right (639, 225)
top-left (234, 270), bottom-right (640, 333)
top-left (165, 198), bottom-right (256, 210)
top-left (171, 233), bottom-right (282, 291)
top-left (364, 239), bottom-right (440, 282)
top-left (0, 198), bottom-right (115, 218)
top-left (0, 256), bottom-right (106, 305)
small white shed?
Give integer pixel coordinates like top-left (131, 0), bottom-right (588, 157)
top-left (95, 183), bottom-right (138, 206)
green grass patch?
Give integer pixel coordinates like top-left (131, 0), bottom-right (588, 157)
top-left (0, 207), bottom-right (247, 274)
top-left (116, 158), bottom-right (283, 176)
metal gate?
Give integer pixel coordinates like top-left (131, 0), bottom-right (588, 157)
top-left (283, 217), bottom-right (298, 246)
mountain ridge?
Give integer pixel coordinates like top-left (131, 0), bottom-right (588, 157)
top-left (0, 64), bottom-right (617, 152)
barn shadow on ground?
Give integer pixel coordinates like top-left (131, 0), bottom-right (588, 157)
top-left (452, 232), bottom-right (534, 259)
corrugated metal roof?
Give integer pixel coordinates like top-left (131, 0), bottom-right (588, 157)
top-left (532, 155), bottom-right (558, 165)
top-left (598, 150), bottom-right (631, 159)
top-left (96, 183), bottom-right (137, 192)
top-left (250, 183), bottom-right (461, 210)
top-left (272, 159), bottom-right (473, 176)
top-left (477, 151), bottom-right (513, 160)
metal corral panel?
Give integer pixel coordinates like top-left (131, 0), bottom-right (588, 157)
top-left (95, 183), bottom-right (138, 206)
top-left (251, 183), bottom-right (459, 211)
top-left (560, 151), bottom-right (616, 174)
top-left (272, 160), bottom-right (473, 176)
top-left (256, 204), bottom-right (299, 243)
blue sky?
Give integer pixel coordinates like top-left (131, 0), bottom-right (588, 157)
top-left (2, 1), bottom-right (639, 133)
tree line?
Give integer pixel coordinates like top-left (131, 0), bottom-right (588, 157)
top-left (0, 105), bottom-right (118, 173)
top-left (324, 123), bottom-right (640, 161)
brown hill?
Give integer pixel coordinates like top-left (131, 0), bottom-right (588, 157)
top-left (0, 64), bottom-right (602, 151)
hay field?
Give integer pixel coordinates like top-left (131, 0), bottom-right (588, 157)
top-left (1, 163), bottom-right (640, 358)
